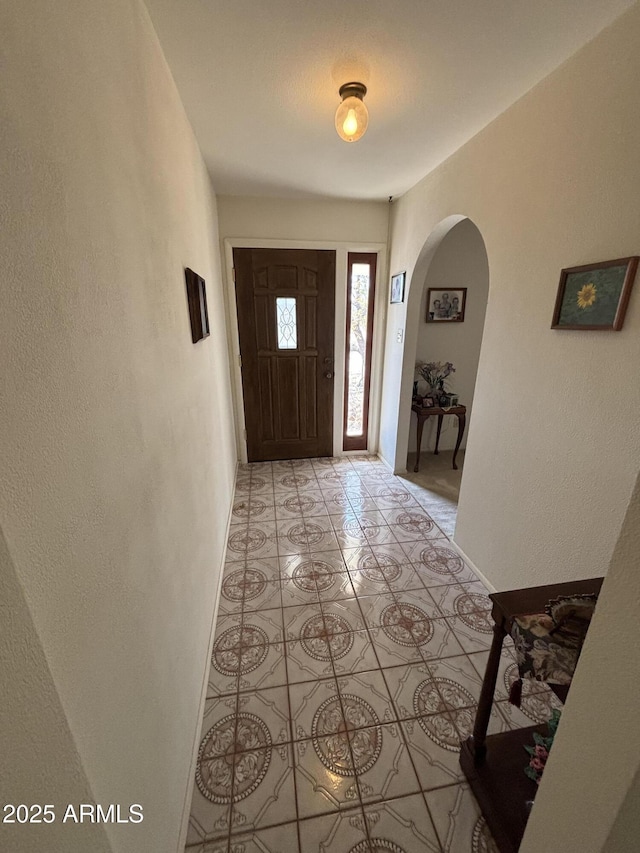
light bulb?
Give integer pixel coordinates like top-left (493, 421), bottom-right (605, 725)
top-left (335, 83), bottom-right (368, 143)
top-left (343, 108), bottom-right (358, 138)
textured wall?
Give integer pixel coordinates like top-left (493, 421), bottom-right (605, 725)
top-left (602, 767), bottom-right (640, 853)
top-left (0, 1), bottom-right (236, 851)
top-left (0, 527), bottom-right (111, 853)
top-left (380, 3), bottom-right (640, 590)
top-left (217, 196), bottom-right (389, 245)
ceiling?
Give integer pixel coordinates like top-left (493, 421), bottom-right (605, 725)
top-left (144, 0), bottom-right (633, 200)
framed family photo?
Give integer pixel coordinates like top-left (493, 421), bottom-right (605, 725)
top-left (551, 257), bottom-right (638, 331)
top-left (390, 271), bottom-right (406, 304)
top-left (426, 287), bottom-right (467, 322)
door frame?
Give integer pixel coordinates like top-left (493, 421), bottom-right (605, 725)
top-left (223, 238), bottom-right (388, 464)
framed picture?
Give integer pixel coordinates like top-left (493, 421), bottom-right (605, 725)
top-left (551, 257), bottom-right (638, 331)
top-left (426, 288), bottom-right (467, 322)
top-left (390, 271), bottom-right (406, 304)
top-left (185, 267), bottom-right (210, 343)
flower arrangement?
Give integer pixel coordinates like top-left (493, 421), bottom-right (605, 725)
top-left (524, 709), bottom-right (561, 785)
top-left (415, 361), bottom-right (456, 396)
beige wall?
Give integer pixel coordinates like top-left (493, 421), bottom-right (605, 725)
top-left (0, 2), bottom-right (236, 852)
top-left (380, 3), bottom-right (640, 591)
top-left (217, 195), bottom-right (389, 245)
top-left (602, 767), bottom-right (640, 853)
top-left (0, 528), bottom-right (110, 853)
top-left (521, 472), bottom-right (640, 852)
top-left (409, 219), bottom-right (489, 455)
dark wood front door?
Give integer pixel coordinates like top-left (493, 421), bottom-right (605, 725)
top-left (234, 248), bottom-right (336, 461)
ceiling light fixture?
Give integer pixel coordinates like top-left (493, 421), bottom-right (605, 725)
top-left (335, 82), bottom-right (368, 143)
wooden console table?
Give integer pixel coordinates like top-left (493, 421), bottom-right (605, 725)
top-left (411, 401), bottom-right (466, 472)
top-left (459, 577), bottom-right (604, 852)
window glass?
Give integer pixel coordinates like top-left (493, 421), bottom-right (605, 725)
top-left (346, 263), bottom-right (371, 436)
top-left (276, 297), bottom-right (297, 349)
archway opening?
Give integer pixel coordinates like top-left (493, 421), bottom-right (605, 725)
top-left (393, 217), bottom-right (489, 535)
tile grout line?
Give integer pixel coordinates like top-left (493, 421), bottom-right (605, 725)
top-left (231, 459), bottom-right (262, 845)
top-left (350, 461), bottom-right (446, 852)
top-left (289, 467), bottom-right (305, 853)
top-left (325, 459), bottom-right (372, 846)
top-left (319, 593), bottom-right (361, 763)
top-left (340, 459), bottom-right (455, 851)
top-left (226, 677), bottom-right (239, 851)
top-left (338, 488), bottom-right (444, 849)
top-left (346, 459), bottom-right (407, 840)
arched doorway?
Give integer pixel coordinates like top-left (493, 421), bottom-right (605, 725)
top-left (389, 216), bottom-right (489, 533)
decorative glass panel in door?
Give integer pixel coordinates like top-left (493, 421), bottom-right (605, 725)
top-left (276, 297), bottom-right (298, 349)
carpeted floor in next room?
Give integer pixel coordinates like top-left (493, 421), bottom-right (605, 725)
top-left (401, 449), bottom-right (465, 537)
top-left (185, 455), bottom-right (560, 852)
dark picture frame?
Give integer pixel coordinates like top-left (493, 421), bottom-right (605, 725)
top-left (390, 271), bottom-right (406, 304)
top-left (426, 287), bottom-right (467, 322)
top-left (185, 267), bottom-right (210, 343)
top-left (551, 257), bottom-right (638, 331)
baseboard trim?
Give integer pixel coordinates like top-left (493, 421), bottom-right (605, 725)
top-left (176, 461), bottom-right (238, 853)
top-left (377, 453), bottom-right (402, 474)
top-left (449, 538), bottom-right (496, 593)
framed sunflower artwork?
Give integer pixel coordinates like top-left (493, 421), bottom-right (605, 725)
top-left (551, 257), bottom-right (638, 331)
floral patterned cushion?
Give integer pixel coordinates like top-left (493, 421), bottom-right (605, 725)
top-left (509, 595), bottom-right (597, 704)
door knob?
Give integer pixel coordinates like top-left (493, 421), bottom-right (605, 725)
top-left (324, 371), bottom-right (333, 379)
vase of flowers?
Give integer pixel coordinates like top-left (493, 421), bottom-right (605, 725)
top-left (415, 361), bottom-right (455, 403)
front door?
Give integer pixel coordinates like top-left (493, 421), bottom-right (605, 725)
top-left (234, 248), bottom-right (336, 461)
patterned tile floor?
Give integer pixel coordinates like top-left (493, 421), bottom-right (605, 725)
top-left (186, 456), bottom-right (561, 852)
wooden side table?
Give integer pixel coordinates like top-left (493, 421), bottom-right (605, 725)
top-left (411, 401), bottom-right (466, 472)
top-left (459, 577), bottom-right (604, 853)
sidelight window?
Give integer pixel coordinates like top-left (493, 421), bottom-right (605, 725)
top-left (343, 253), bottom-right (377, 450)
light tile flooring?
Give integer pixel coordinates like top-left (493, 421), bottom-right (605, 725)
top-left (186, 455), bottom-right (560, 852)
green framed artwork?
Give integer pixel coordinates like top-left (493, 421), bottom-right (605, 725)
top-left (551, 257), bottom-right (638, 331)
